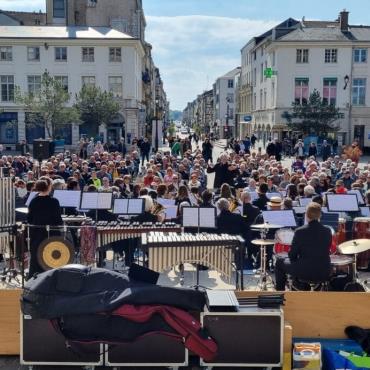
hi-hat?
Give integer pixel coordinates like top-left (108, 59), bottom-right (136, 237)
top-left (338, 239), bottom-right (370, 255)
top-left (251, 223), bottom-right (282, 230)
top-left (15, 207), bottom-right (28, 214)
top-left (251, 239), bottom-right (275, 246)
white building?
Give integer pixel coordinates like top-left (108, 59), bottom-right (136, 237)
top-left (213, 67), bottom-right (241, 139)
top-left (239, 10), bottom-right (370, 151)
top-left (0, 25), bottom-right (144, 149)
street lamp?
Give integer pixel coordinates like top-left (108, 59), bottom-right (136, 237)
top-left (155, 98), bottom-right (162, 152)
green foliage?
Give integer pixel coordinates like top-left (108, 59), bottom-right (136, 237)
top-left (283, 89), bottom-right (343, 136)
top-left (167, 121), bottom-right (176, 137)
top-left (15, 71), bottom-right (79, 139)
top-left (193, 122), bottom-right (202, 137)
top-left (74, 85), bottom-right (121, 137)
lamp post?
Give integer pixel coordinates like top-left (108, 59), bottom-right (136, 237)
top-left (155, 99), bottom-right (159, 152)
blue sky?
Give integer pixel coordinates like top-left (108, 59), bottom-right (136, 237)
top-left (0, 0), bottom-right (367, 110)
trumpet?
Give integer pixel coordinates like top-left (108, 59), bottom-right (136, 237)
top-left (229, 197), bottom-right (241, 213)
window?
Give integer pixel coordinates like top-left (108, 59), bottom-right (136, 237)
top-left (264, 61), bottom-right (267, 81)
top-left (55, 47), bottom-right (67, 61)
top-left (295, 78), bottom-right (309, 105)
top-left (227, 79), bottom-right (234, 88)
top-left (226, 93), bottom-right (234, 103)
top-left (253, 51), bottom-right (256, 60)
top-left (354, 48), bottom-right (367, 63)
top-left (263, 89), bottom-right (267, 109)
top-left (271, 82), bottom-right (275, 106)
top-left (253, 93), bottom-right (256, 110)
top-left (0, 47), bottom-right (12, 61)
top-left (109, 47), bottom-right (122, 62)
top-left (55, 76), bottom-right (68, 92)
top-left (109, 76), bottom-right (123, 98)
top-left (352, 78), bottom-right (366, 106)
top-left (1, 76), bottom-right (14, 102)
top-left (53, 0), bottom-right (65, 18)
top-left (260, 89), bottom-right (263, 109)
top-left (27, 75), bottom-right (41, 94)
top-left (296, 49), bottom-right (309, 63)
top-left (272, 51), bottom-right (276, 66)
top-left (323, 78), bottom-right (337, 105)
top-left (82, 47), bottom-right (94, 62)
top-left (253, 68), bottom-right (256, 86)
top-left (27, 47), bottom-right (40, 61)
top-left (325, 49), bottom-right (337, 63)
top-left (82, 76), bottom-right (96, 87)
top-left (260, 63), bottom-right (263, 83)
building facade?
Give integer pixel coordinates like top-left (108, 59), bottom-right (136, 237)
top-left (0, 26), bottom-right (144, 149)
top-left (213, 67), bottom-right (241, 139)
top-left (238, 11), bottom-right (370, 150)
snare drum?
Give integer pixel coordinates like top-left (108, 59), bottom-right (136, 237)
top-left (274, 229), bottom-right (294, 254)
top-left (353, 217), bottom-right (370, 270)
top-left (330, 255), bottom-right (354, 291)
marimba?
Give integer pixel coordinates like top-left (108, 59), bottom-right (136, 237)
top-left (142, 232), bottom-right (244, 289)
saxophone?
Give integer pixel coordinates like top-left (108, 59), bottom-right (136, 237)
top-left (152, 201), bottom-right (165, 216)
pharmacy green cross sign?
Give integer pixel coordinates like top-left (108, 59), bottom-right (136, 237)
top-left (264, 68), bottom-right (277, 78)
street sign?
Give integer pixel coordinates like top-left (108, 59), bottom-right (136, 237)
top-left (243, 115), bottom-right (252, 122)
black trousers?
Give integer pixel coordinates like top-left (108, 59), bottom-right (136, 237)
top-left (141, 152), bottom-right (150, 165)
top-left (275, 257), bottom-right (293, 291)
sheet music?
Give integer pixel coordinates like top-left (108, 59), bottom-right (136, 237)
top-left (113, 198), bottom-right (129, 214)
top-left (188, 193), bottom-right (198, 206)
top-left (80, 192), bottom-right (98, 210)
top-left (293, 206), bottom-right (306, 214)
top-left (182, 207), bottom-right (199, 227)
top-left (250, 192), bottom-right (258, 202)
top-left (348, 190), bottom-right (365, 205)
top-left (26, 191), bottom-right (38, 207)
top-left (157, 198), bottom-right (176, 207)
top-left (97, 192), bottom-right (112, 209)
top-left (262, 210), bottom-right (297, 227)
top-left (199, 207), bottom-right (216, 228)
top-left (165, 206), bottom-right (178, 220)
top-left (127, 199), bottom-right (144, 214)
top-left (266, 192), bottom-right (283, 200)
top-left (326, 194), bottom-right (359, 212)
top-left (360, 206), bottom-right (370, 217)
top-left (280, 190), bottom-right (287, 197)
top-left (299, 198), bottom-right (312, 207)
top-left (53, 190), bottom-right (81, 208)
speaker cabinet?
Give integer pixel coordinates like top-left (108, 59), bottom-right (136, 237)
top-left (200, 308), bottom-right (283, 367)
top-left (33, 139), bottom-right (52, 160)
top-left (21, 315), bottom-right (103, 366)
top-left (106, 335), bottom-right (188, 367)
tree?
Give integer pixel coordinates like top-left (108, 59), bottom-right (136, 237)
top-left (74, 85), bottom-right (120, 138)
top-left (15, 71), bottom-right (79, 140)
top-left (282, 89), bottom-right (344, 137)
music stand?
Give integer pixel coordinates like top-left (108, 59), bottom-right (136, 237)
top-left (326, 194), bottom-right (359, 213)
top-left (113, 198), bottom-right (144, 216)
top-left (181, 207), bottom-right (217, 289)
top-left (80, 192), bottom-right (113, 222)
top-left (53, 190), bottom-right (81, 214)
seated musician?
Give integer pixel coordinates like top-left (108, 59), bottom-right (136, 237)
top-left (253, 183), bottom-right (269, 211)
top-left (275, 203), bottom-right (331, 290)
top-left (132, 195), bottom-right (158, 223)
top-left (27, 178), bottom-right (63, 278)
top-left (241, 191), bottom-right (260, 226)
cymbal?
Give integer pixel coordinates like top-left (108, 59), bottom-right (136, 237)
top-left (15, 207), bottom-right (28, 214)
top-left (251, 239), bottom-right (275, 246)
top-left (338, 239), bottom-right (370, 255)
top-left (251, 223), bottom-right (282, 229)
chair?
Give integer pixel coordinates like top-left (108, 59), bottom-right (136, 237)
top-left (287, 275), bottom-right (329, 291)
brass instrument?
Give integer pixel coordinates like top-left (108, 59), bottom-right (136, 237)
top-left (229, 197), bottom-right (241, 213)
top-left (152, 201), bottom-right (165, 216)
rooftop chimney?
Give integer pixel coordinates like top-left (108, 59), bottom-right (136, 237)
top-left (340, 9), bottom-right (349, 31)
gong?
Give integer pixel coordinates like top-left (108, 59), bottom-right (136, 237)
top-left (37, 237), bottom-right (75, 271)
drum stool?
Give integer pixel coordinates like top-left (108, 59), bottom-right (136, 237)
top-left (287, 275), bottom-right (329, 291)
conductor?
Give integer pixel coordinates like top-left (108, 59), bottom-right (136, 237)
top-left (275, 203), bottom-right (331, 290)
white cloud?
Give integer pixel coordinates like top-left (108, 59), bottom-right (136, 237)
top-left (145, 15), bottom-right (277, 110)
top-left (0, 0), bottom-right (45, 11)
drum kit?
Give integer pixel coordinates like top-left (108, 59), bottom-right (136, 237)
top-left (250, 220), bottom-right (370, 292)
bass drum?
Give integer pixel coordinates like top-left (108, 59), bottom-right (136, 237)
top-left (353, 217), bottom-right (370, 270)
top-left (37, 237), bottom-right (75, 271)
top-left (274, 229), bottom-right (294, 254)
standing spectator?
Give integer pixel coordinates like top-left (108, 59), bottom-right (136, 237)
top-left (117, 138), bottom-right (127, 157)
top-left (294, 140), bottom-right (305, 158)
top-left (332, 139), bottom-right (338, 155)
top-left (275, 139), bottom-right (282, 161)
top-left (251, 134), bottom-right (257, 149)
top-left (243, 136), bottom-right (251, 154)
top-left (140, 138), bottom-right (151, 165)
top-left (202, 138), bottom-right (213, 163)
top-left (94, 141), bottom-right (104, 154)
top-left (321, 140), bottom-right (332, 161)
top-left (308, 142), bottom-right (318, 157)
